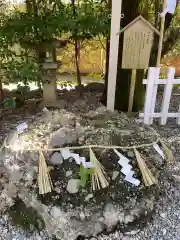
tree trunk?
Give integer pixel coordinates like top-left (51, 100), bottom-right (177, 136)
top-left (115, 0), bottom-right (146, 111)
top-left (154, 0), bottom-right (160, 30)
top-left (102, 38), bottom-right (110, 104)
top-left (71, 0), bottom-right (82, 86)
top-left (75, 39), bottom-right (81, 86)
top-left (25, 0), bottom-right (32, 14)
top-left (26, 0), bottom-right (46, 91)
top-left (0, 79), bottom-right (3, 102)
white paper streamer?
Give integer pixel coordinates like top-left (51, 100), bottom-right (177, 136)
top-left (80, 157), bottom-right (92, 168)
top-left (124, 174), bottom-right (140, 186)
top-left (60, 149), bottom-right (71, 159)
top-left (121, 165), bottom-right (133, 175)
top-left (60, 149), bottom-right (92, 168)
top-left (114, 149), bottom-right (140, 186)
top-left (160, 0), bottom-right (176, 17)
top-left (16, 122), bottom-right (28, 134)
top-left (114, 149), bottom-right (130, 166)
top-left (153, 143), bottom-right (165, 160)
top-left (70, 153), bottom-right (81, 165)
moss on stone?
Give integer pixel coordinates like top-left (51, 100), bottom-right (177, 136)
top-left (8, 197), bottom-right (45, 232)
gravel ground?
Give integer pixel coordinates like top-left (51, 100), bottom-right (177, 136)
top-left (97, 121), bottom-right (180, 240)
top-left (0, 84), bottom-right (180, 240)
top-left (96, 87), bottom-right (180, 240)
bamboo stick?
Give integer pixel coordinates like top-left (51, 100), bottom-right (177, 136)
top-left (90, 148), bottom-right (109, 190)
top-left (128, 69), bottom-right (137, 115)
top-left (134, 148), bottom-right (157, 187)
top-left (38, 151), bottom-right (52, 194)
top-left (156, 0), bottom-right (167, 66)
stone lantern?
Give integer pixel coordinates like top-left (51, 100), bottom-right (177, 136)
top-left (42, 39), bottom-right (67, 106)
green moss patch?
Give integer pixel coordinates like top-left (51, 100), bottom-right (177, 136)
top-left (8, 197), bottom-right (45, 232)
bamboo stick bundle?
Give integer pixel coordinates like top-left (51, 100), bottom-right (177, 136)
top-left (134, 148), bottom-right (157, 187)
top-left (159, 140), bottom-right (173, 162)
top-left (89, 148), bottom-right (109, 190)
top-left (38, 150), bottom-right (53, 194)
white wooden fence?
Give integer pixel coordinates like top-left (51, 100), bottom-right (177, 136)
top-left (140, 67), bottom-right (180, 125)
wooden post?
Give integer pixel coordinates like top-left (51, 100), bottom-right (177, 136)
top-left (156, 0), bottom-right (166, 67)
top-left (177, 105), bottom-right (180, 125)
top-left (144, 68), bottom-right (159, 125)
top-left (128, 69), bottom-right (136, 115)
top-left (107, 0), bottom-right (123, 111)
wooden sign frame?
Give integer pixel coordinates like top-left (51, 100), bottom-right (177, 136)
top-left (119, 15), bottom-right (160, 115)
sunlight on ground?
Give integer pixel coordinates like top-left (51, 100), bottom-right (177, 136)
top-left (2, 83), bottom-right (80, 91)
top-left (2, 75), bottom-right (103, 92)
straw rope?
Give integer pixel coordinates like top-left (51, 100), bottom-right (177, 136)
top-left (1, 126), bottom-right (171, 193)
top-left (3, 126), bottom-right (160, 152)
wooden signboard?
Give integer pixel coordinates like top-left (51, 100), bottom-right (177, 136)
top-left (121, 16), bottom-right (159, 115)
top-left (120, 16), bottom-right (160, 115)
top-left (122, 31), bottom-right (152, 69)
top-left (121, 16), bottom-right (160, 69)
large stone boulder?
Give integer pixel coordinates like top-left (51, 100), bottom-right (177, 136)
top-left (0, 108), bottom-right (164, 240)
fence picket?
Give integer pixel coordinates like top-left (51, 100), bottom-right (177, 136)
top-left (160, 68), bottom-right (175, 125)
top-left (140, 67), bottom-right (180, 125)
top-left (144, 68), bottom-right (159, 125)
top-left (177, 105), bottom-right (180, 125)
top-left (149, 68), bottom-right (160, 124)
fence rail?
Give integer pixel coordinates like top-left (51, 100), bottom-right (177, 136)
top-left (140, 67), bottom-right (180, 125)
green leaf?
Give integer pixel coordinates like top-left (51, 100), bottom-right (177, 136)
top-left (79, 164), bottom-right (88, 187)
top-left (79, 164), bottom-right (94, 187)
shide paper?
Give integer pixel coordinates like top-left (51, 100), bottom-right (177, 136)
top-left (124, 173), bottom-right (140, 186)
top-left (60, 149), bottom-right (92, 168)
top-left (153, 143), bottom-right (165, 160)
top-left (16, 122), bottom-right (28, 134)
top-left (160, 0), bottom-right (176, 17)
top-left (114, 149), bottom-right (140, 186)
